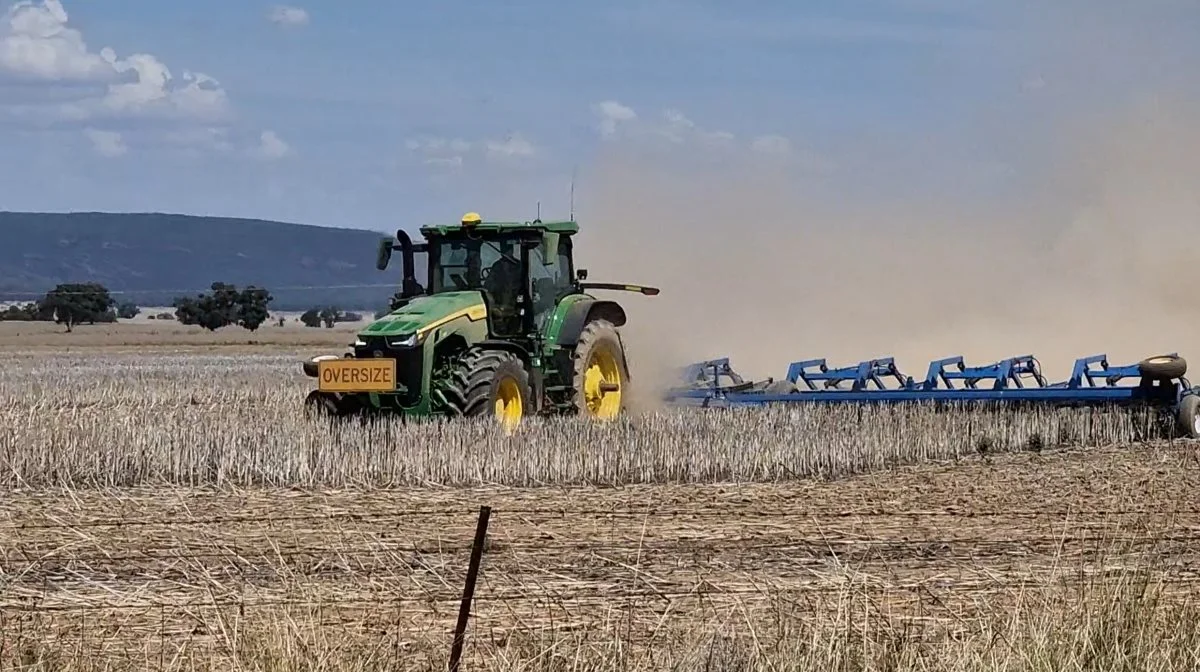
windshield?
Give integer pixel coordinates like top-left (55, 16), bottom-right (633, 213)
top-left (429, 235), bottom-right (519, 293)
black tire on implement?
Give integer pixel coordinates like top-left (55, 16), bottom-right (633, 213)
top-left (438, 347), bottom-right (531, 418)
top-left (764, 379), bottom-right (797, 395)
top-left (1177, 394), bottom-right (1200, 439)
top-left (1138, 354), bottom-right (1187, 381)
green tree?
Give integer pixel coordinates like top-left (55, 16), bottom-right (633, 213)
top-left (319, 307), bottom-right (339, 328)
top-left (173, 282), bottom-right (273, 331)
top-left (236, 286), bottom-right (271, 331)
top-left (300, 308), bottom-right (322, 328)
top-left (40, 283), bottom-right (116, 332)
top-left (0, 302), bottom-right (52, 321)
top-left (117, 302), bottom-right (140, 319)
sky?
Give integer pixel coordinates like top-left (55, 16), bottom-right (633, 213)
top-left (3, 0), bottom-right (1200, 378)
top-left (1, 0), bottom-right (1195, 233)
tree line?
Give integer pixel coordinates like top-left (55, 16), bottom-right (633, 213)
top-left (2, 281), bottom-right (390, 332)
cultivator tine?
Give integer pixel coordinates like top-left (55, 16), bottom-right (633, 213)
top-left (663, 351), bottom-right (1199, 439)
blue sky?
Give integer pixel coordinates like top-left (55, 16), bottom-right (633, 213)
top-left (1, 0), bottom-right (1197, 233)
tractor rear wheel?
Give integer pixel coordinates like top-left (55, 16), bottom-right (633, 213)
top-left (439, 348), bottom-right (530, 431)
top-left (572, 319), bottom-right (628, 420)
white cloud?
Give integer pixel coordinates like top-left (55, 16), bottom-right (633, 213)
top-left (592, 101), bottom-right (741, 149)
top-left (589, 100), bottom-right (829, 171)
top-left (485, 133), bottom-right (536, 161)
top-left (750, 134), bottom-right (793, 155)
top-left (250, 130), bottom-right (292, 160)
top-left (751, 133), bottom-right (833, 173)
top-left (1, 0), bottom-right (279, 159)
top-left (659, 108), bottom-right (735, 146)
top-left (1, 1), bottom-right (229, 122)
top-left (267, 5), bottom-right (309, 27)
top-left (83, 127), bottom-right (125, 156)
top-left (610, 5), bottom-right (989, 48)
top-left (593, 100), bottom-right (636, 137)
top-left (159, 126), bottom-right (234, 157)
top-left (406, 136), bottom-right (472, 168)
top-left (406, 133), bottom-right (536, 169)
top-left (0, 0), bottom-right (112, 80)
top-left (1021, 73), bottom-right (1047, 92)
top-left (70, 57), bottom-right (229, 123)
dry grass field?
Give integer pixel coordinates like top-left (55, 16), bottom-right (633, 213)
top-left (2, 323), bottom-right (1199, 671)
top-left (0, 320), bottom-right (360, 354)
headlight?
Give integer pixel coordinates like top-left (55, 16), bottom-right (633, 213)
top-left (388, 333), bottom-right (420, 348)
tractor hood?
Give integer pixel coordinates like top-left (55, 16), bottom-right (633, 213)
top-left (359, 291), bottom-right (486, 338)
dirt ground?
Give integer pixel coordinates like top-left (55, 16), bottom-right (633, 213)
top-left (2, 442), bottom-right (1198, 664)
top-left (2, 324), bottom-right (1198, 667)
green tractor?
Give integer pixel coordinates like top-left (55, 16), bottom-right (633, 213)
top-left (302, 212), bottom-right (659, 428)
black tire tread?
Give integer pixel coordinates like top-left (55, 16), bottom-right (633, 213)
top-left (1139, 354), bottom-right (1187, 380)
top-left (764, 379), bottom-right (798, 395)
top-left (438, 347), bottom-right (530, 418)
top-left (1177, 394), bottom-right (1200, 439)
top-left (571, 319), bottom-right (628, 416)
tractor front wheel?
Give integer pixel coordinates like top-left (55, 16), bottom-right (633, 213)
top-left (304, 390), bottom-right (360, 419)
top-left (440, 348), bottom-right (531, 431)
top-left (572, 319), bottom-right (628, 420)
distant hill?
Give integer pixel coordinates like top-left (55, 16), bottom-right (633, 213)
top-left (0, 212), bottom-right (424, 312)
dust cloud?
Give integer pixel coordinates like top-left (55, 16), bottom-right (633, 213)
top-left (573, 99), bottom-right (1200, 402)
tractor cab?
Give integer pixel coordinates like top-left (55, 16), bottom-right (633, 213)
top-left (378, 212), bottom-right (579, 339)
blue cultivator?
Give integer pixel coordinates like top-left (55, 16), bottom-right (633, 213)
top-left (661, 352), bottom-right (1200, 439)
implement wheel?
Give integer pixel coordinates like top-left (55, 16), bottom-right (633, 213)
top-left (440, 347), bottom-right (530, 432)
top-left (572, 319), bottom-right (628, 420)
top-left (1139, 354), bottom-right (1187, 381)
top-left (1178, 394), bottom-right (1200, 439)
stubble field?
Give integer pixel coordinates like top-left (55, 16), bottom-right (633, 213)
top-left (2, 322), bottom-right (1199, 671)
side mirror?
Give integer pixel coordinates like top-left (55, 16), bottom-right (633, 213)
top-left (375, 237), bottom-right (394, 271)
top-left (576, 268), bottom-right (588, 281)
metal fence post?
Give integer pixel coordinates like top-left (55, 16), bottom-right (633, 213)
top-left (448, 505), bottom-right (491, 672)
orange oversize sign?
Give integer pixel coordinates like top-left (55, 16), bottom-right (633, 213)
top-left (317, 358), bottom-right (397, 392)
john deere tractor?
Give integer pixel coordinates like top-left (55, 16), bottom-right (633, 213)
top-left (302, 212), bottom-right (658, 428)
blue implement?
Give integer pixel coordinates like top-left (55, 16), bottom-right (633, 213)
top-left (662, 353), bottom-right (1200, 438)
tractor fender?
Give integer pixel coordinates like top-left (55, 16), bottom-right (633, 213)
top-left (614, 327), bottom-right (633, 382)
top-left (475, 339), bottom-right (533, 364)
top-left (555, 299), bottom-right (627, 347)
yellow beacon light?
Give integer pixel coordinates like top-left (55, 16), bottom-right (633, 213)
top-left (461, 212), bottom-right (482, 227)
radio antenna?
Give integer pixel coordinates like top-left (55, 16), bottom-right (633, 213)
top-left (536, 200), bottom-right (541, 222)
top-left (569, 165), bottom-right (577, 220)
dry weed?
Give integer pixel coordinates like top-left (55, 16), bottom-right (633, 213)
top-left (3, 561), bottom-right (1198, 671)
top-left (0, 353), bottom-right (1178, 490)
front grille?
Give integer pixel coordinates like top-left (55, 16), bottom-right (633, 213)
top-left (355, 336), bottom-right (423, 405)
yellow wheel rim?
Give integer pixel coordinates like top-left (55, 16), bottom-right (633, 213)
top-left (583, 345), bottom-right (623, 419)
top-left (494, 376), bottom-right (523, 431)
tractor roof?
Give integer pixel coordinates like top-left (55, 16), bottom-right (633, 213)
top-left (419, 218), bottom-right (579, 237)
